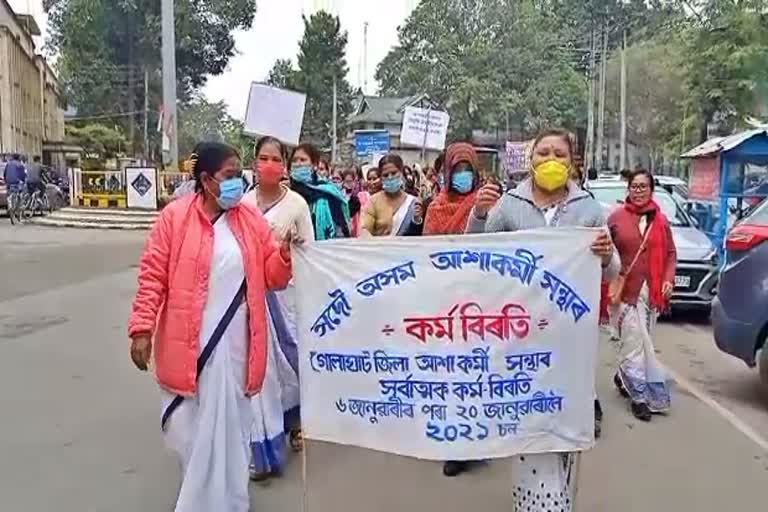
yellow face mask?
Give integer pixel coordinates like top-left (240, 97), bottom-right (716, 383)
top-left (533, 160), bottom-right (569, 192)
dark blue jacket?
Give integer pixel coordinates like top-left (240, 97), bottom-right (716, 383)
top-left (3, 160), bottom-right (26, 185)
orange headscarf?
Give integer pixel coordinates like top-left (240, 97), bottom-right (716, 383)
top-left (424, 143), bottom-right (480, 235)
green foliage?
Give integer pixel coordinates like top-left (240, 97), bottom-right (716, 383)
top-left (265, 12), bottom-right (354, 148)
top-left (375, 0), bottom-right (588, 138)
top-left (65, 123), bottom-right (127, 158)
top-left (44, 0), bottom-right (257, 155)
top-left (683, 0), bottom-right (768, 138)
top-left (177, 96), bottom-right (254, 165)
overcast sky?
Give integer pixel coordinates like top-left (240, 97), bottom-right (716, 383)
top-left (12, 0), bottom-right (418, 120)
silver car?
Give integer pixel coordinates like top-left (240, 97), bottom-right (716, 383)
top-left (588, 180), bottom-right (719, 310)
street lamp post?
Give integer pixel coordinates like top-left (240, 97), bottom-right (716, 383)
top-left (161, 0), bottom-right (178, 170)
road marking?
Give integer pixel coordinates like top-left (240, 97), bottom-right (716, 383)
top-left (660, 361), bottom-right (768, 453)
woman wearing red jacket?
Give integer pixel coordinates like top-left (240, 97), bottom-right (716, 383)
top-left (608, 168), bottom-right (676, 422)
top-left (128, 142), bottom-right (294, 512)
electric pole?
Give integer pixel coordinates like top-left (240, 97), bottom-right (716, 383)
top-left (144, 69), bottom-right (150, 164)
top-left (596, 23), bottom-right (607, 171)
top-left (161, 0), bottom-right (178, 169)
top-left (332, 73), bottom-right (338, 163)
top-left (620, 29), bottom-right (628, 171)
top-left (585, 28), bottom-right (596, 171)
top-left (363, 22), bottom-right (369, 94)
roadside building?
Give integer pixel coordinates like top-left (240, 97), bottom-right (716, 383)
top-left (0, 1), bottom-right (65, 168)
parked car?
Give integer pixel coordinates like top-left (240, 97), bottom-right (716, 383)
top-left (712, 199), bottom-right (768, 384)
top-left (588, 180), bottom-right (719, 310)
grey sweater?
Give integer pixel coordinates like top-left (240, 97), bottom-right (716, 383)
top-left (466, 178), bottom-right (619, 279)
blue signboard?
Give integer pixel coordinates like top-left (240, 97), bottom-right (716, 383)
top-left (355, 130), bottom-right (390, 157)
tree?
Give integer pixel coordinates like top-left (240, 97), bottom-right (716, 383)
top-left (291, 11), bottom-right (354, 148)
top-left (267, 59), bottom-right (298, 90)
top-left (375, 0), bottom-right (588, 138)
top-left (177, 95), bottom-right (254, 165)
top-left (66, 123), bottom-right (127, 159)
top-left (43, 0), bottom-right (257, 155)
top-left (604, 33), bottom-right (694, 162)
top-left (683, 0), bottom-right (768, 140)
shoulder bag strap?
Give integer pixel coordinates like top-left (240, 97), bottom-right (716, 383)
top-left (161, 212), bottom-right (247, 431)
top-left (623, 220), bottom-right (653, 276)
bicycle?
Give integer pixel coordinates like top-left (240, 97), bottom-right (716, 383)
top-left (6, 183), bottom-right (28, 225)
top-left (22, 184), bottom-right (51, 218)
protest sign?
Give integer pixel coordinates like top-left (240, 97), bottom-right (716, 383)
top-left (243, 83), bottom-right (306, 145)
top-left (400, 106), bottom-right (450, 150)
top-left (505, 141), bottom-right (531, 174)
top-left (293, 230), bottom-right (600, 461)
top-left (688, 156), bottom-right (720, 202)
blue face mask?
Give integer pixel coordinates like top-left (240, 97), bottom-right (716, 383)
top-left (291, 165), bottom-right (313, 183)
top-left (215, 177), bottom-right (244, 210)
top-left (451, 170), bottom-right (474, 194)
top-left (382, 176), bottom-right (403, 194)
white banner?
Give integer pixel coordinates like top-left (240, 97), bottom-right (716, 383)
top-left (294, 230), bottom-right (600, 461)
top-left (125, 167), bottom-right (158, 209)
top-left (400, 106), bottom-right (450, 150)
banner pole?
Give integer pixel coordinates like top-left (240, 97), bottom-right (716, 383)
top-left (569, 452), bottom-right (583, 511)
top-left (301, 440), bottom-right (309, 512)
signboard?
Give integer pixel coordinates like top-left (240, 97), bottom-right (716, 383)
top-left (688, 156), bottom-right (720, 202)
top-left (294, 230), bottom-right (599, 461)
top-left (244, 83), bottom-right (307, 145)
top-left (355, 130), bottom-right (390, 157)
top-left (505, 141), bottom-right (531, 175)
top-left (400, 106), bottom-right (450, 151)
top-left (125, 167), bottom-right (158, 209)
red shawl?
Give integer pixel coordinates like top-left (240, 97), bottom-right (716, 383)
top-left (624, 198), bottom-right (669, 309)
top-left (424, 190), bottom-right (477, 235)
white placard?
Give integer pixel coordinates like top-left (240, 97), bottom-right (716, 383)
top-left (125, 167), bottom-right (158, 209)
top-left (400, 106), bottom-right (450, 150)
top-left (294, 230), bottom-right (600, 461)
top-left (243, 83), bottom-right (307, 145)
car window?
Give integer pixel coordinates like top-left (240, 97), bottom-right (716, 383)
top-left (745, 199), bottom-right (768, 224)
top-left (591, 186), bottom-right (690, 227)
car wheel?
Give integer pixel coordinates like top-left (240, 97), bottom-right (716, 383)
top-left (759, 346), bottom-right (768, 387)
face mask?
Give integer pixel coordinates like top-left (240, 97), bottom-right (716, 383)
top-left (533, 160), bottom-right (569, 192)
top-left (451, 170), bottom-right (474, 194)
top-left (291, 165), bottom-right (313, 183)
top-left (382, 176), bottom-right (403, 194)
top-left (258, 161), bottom-right (284, 186)
top-left (213, 177), bottom-right (244, 209)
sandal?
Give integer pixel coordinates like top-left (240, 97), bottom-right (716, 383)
top-left (289, 428), bottom-right (304, 452)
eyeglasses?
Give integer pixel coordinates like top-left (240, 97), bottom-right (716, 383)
top-left (629, 184), bottom-right (650, 192)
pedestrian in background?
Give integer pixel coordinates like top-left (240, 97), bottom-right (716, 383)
top-left (316, 156), bottom-right (330, 180)
top-left (243, 136), bottom-right (313, 477)
top-left (359, 153), bottom-right (423, 237)
top-left (466, 128), bottom-right (618, 511)
top-left (365, 164), bottom-right (382, 195)
top-left (341, 168), bottom-right (369, 237)
top-left (423, 142), bottom-right (483, 236)
top-left (608, 168), bottom-right (676, 422)
top-left (128, 141), bottom-right (294, 512)
top-left (288, 143), bottom-right (352, 239)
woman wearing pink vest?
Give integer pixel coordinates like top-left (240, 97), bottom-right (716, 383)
top-left (128, 142), bottom-right (294, 512)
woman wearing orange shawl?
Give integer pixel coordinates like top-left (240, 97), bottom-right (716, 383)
top-left (423, 142), bottom-right (481, 235)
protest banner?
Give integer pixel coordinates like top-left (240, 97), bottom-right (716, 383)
top-left (400, 106), bottom-right (450, 151)
top-left (293, 230), bottom-right (600, 461)
top-left (688, 156), bottom-right (720, 202)
top-left (243, 83), bottom-right (306, 145)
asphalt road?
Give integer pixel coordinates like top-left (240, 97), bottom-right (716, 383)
top-left (1, 224), bottom-right (766, 511)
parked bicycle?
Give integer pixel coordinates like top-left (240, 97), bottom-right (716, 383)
top-left (7, 183), bottom-right (28, 225)
top-left (22, 182), bottom-right (51, 218)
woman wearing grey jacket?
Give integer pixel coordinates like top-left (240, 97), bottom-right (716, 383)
top-left (465, 129), bottom-right (618, 512)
